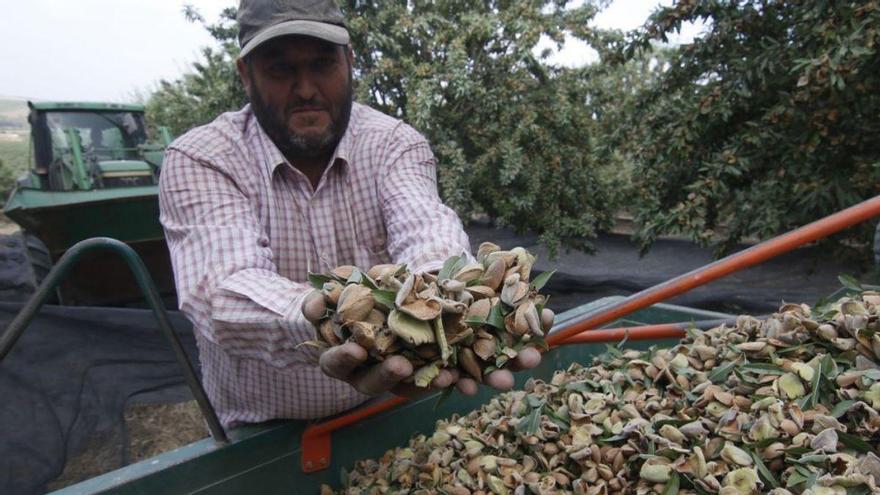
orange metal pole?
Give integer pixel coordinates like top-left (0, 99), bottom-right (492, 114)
top-left (301, 395), bottom-right (408, 472)
top-left (546, 194), bottom-right (880, 347)
top-left (560, 322), bottom-right (686, 344)
top-left (558, 318), bottom-right (738, 345)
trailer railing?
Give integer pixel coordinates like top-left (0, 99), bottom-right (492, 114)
top-left (0, 237), bottom-right (228, 443)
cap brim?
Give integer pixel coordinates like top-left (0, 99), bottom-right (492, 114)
top-left (239, 20), bottom-right (350, 58)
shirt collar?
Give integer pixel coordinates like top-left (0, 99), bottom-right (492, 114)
top-left (246, 104), bottom-right (355, 178)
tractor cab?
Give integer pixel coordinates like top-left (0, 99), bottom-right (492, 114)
top-left (3, 101), bottom-right (176, 306)
top-left (20, 102), bottom-right (171, 192)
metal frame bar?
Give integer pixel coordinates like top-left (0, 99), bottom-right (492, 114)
top-left (0, 237), bottom-right (228, 443)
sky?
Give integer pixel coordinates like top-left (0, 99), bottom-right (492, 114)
top-left (0, 0), bottom-right (704, 103)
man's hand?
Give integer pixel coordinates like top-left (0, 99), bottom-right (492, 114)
top-left (303, 290), bottom-right (554, 396)
top-left (302, 290), bottom-right (328, 322)
top-left (453, 308), bottom-right (552, 395)
top-left (318, 342), bottom-right (459, 396)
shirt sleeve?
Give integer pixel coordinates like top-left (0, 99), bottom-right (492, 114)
top-left (159, 147), bottom-right (319, 369)
top-left (380, 124), bottom-right (473, 272)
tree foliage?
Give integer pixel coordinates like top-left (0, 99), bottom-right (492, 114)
top-left (611, 1), bottom-right (880, 255)
top-left (147, 1), bottom-right (622, 255)
top-left (145, 7), bottom-right (246, 136)
top-left (147, 1), bottom-right (880, 259)
top-left (341, 0), bottom-right (620, 254)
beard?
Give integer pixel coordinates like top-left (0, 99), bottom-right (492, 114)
top-left (247, 64), bottom-right (353, 160)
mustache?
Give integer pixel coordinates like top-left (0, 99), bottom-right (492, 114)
top-left (285, 98), bottom-right (329, 114)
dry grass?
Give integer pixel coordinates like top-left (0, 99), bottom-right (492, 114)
top-left (47, 400), bottom-right (207, 491)
top-left (124, 400), bottom-right (208, 462)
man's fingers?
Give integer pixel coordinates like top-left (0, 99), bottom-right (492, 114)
top-left (541, 308), bottom-right (555, 331)
top-left (350, 355), bottom-right (412, 396)
top-left (318, 342), bottom-right (367, 380)
top-left (431, 368), bottom-right (457, 389)
top-left (456, 377), bottom-right (479, 396)
top-left (485, 369), bottom-right (515, 391)
top-left (390, 368), bottom-right (460, 397)
top-left (508, 347), bottom-right (542, 372)
top-left (321, 343), bottom-right (539, 396)
top-left (302, 290), bottom-right (327, 323)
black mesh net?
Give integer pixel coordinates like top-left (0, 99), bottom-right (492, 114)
top-left (0, 303), bottom-right (199, 494)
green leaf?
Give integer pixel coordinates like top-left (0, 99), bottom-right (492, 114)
top-left (805, 471), bottom-right (818, 488)
top-left (564, 381), bottom-right (594, 393)
top-left (544, 407), bottom-right (570, 432)
top-left (796, 392), bottom-right (813, 410)
top-left (785, 446), bottom-right (811, 457)
top-left (486, 303), bottom-right (506, 330)
top-left (847, 486), bottom-right (872, 495)
top-left (437, 255), bottom-right (461, 282)
top-left (516, 400), bottom-right (544, 435)
top-left (604, 343), bottom-right (623, 358)
top-left (308, 272), bottom-right (333, 289)
top-left (778, 344), bottom-right (815, 355)
top-left (393, 264), bottom-right (408, 278)
top-left (740, 363), bottom-right (787, 375)
top-left (530, 269), bottom-right (556, 291)
top-left (661, 472), bottom-right (680, 495)
top-left (808, 359), bottom-right (823, 410)
top-left (746, 437), bottom-right (783, 450)
top-left (372, 289), bottom-right (397, 310)
top-left (838, 431), bottom-right (874, 454)
top-left (750, 448), bottom-right (779, 488)
top-left (830, 399), bottom-right (855, 419)
top-left (464, 316), bottom-right (487, 326)
top-left (596, 433), bottom-right (629, 444)
top-left (680, 473), bottom-right (712, 495)
top-left (785, 471), bottom-right (807, 488)
top-left (708, 360), bottom-right (738, 383)
top-left (359, 272), bottom-right (379, 290)
top-left (838, 274), bottom-right (864, 292)
top-left (346, 269), bottom-right (363, 285)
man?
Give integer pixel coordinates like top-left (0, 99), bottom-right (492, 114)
top-left (159, 0), bottom-right (542, 428)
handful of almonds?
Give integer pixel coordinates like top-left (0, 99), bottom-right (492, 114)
top-left (305, 243), bottom-right (555, 386)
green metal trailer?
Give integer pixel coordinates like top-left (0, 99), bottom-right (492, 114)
top-left (48, 295), bottom-right (730, 495)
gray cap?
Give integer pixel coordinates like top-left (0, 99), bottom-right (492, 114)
top-left (237, 0), bottom-right (350, 59)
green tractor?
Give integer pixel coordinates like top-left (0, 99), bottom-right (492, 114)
top-left (3, 101), bottom-right (176, 306)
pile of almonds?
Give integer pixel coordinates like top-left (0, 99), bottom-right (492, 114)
top-left (307, 244), bottom-right (555, 386)
top-left (330, 292), bottom-right (880, 494)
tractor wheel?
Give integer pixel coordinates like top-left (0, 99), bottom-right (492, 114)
top-left (0, 232), bottom-right (39, 301)
top-left (0, 231), bottom-right (55, 302)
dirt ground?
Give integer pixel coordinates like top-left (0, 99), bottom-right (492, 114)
top-left (0, 214), bottom-right (19, 235)
top-left (46, 400), bottom-right (207, 491)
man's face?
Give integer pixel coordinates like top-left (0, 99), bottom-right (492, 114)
top-left (239, 36), bottom-right (353, 160)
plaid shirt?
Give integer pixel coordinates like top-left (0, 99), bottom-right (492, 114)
top-left (159, 103), bottom-right (470, 427)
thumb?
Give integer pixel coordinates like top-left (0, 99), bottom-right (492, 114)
top-left (302, 290), bottom-right (327, 323)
